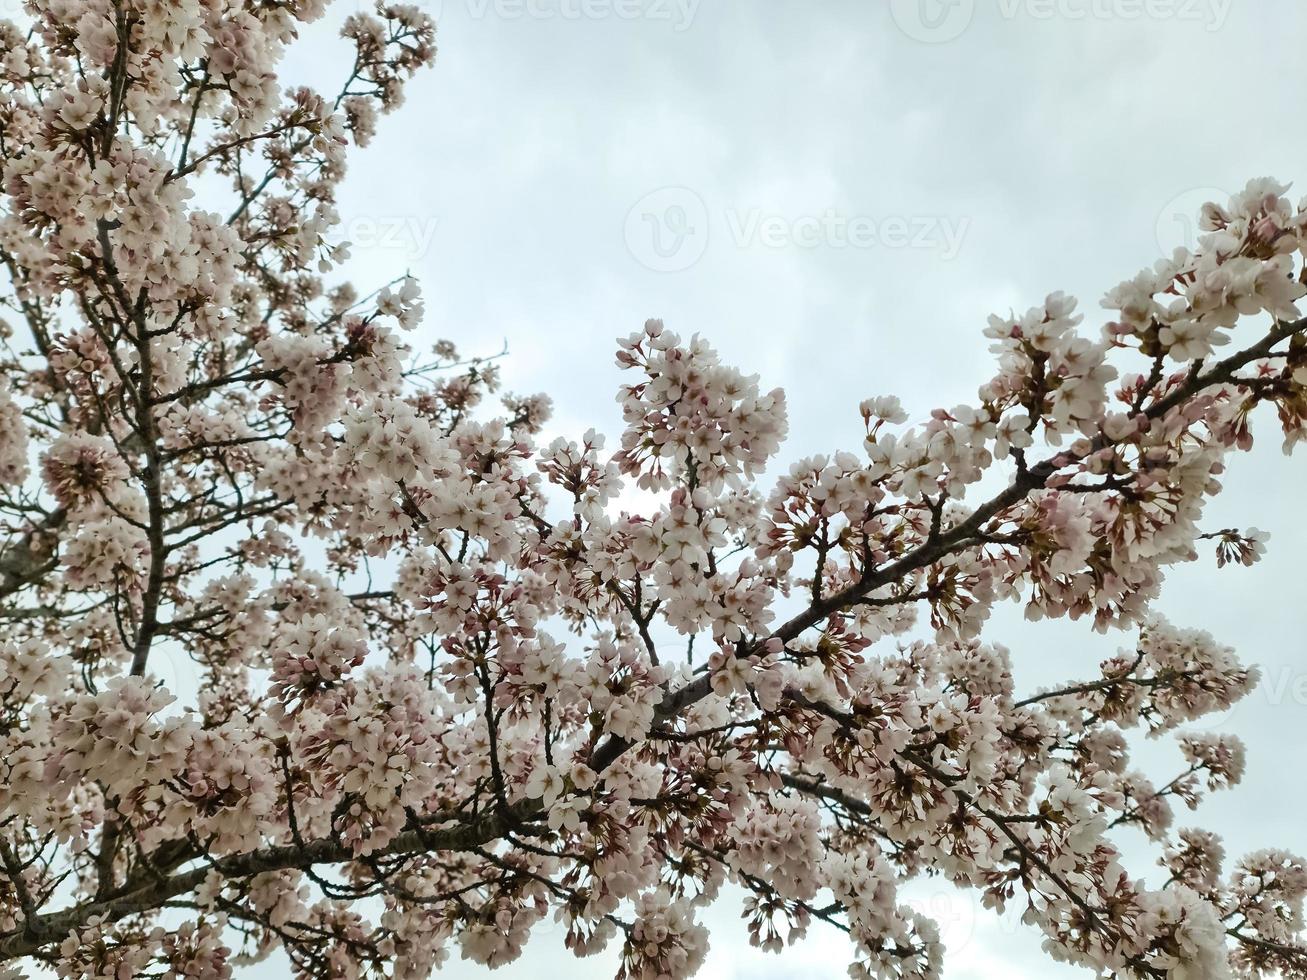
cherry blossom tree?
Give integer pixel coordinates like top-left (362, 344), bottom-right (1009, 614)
top-left (2, 2), bottom-right (1307, 978)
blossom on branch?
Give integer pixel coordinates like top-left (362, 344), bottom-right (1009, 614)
top-left (1, 3), bottom-right (1307, 979)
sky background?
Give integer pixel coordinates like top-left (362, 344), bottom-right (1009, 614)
top-left (239, 1), bottom-right (1307, 976)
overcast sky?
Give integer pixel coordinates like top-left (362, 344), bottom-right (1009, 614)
top-left (256, 2), bottom-right (1307, 976)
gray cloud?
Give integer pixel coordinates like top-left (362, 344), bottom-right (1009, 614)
top-left (259, 2), bottom-right (1307, 975)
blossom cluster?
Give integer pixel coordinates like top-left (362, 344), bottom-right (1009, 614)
top-left (1, 3), bottom-right (1307, 979)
